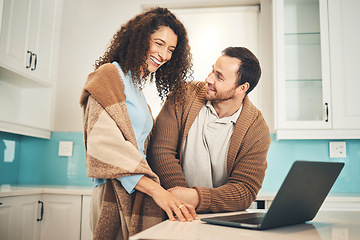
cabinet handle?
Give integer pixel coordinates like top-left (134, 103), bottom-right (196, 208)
top-left (325, 103), bottom-right (329, 122)
top-left (26, 50), bottom-right (32, 68)
top-left (37, 200), bottom-right (44, 222)
top-left (31, 53), bottom-right (37, 71)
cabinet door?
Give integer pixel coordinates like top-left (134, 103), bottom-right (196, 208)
top-left (0, 0), bottom-right (62, 85)
top-left (17, 195), bottom-right (42, 240)
top-left (0, 0), bottom-right (32, 77)
top-left (274, 0), bottom-right (332, 130)
top-left (39, 194), bottom-right (81, 240)
top-left (27, 0), bottom-right (62, 84)
top-left (0, 195), bottom-right (41, 240)
top-left (0, 196), bottom-right (16, 240)
top-left (328, 0), bottom-right (360, 130)
top-left (0, 0), bottom-right (62, 138)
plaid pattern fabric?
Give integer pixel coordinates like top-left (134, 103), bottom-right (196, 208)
top-left (80, 63), bottom-right (162, 240)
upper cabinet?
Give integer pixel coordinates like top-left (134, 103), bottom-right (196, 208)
top-left (273, 0), bottom-right (360, 139)
top-left (0, 0), bottom-right (62, 138)
top-left (0, 0), bottom-right (62, 85)
top-left (328, 0), bottom-right (360, 131)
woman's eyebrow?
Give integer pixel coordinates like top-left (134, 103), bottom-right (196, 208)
top-left (153, 38), bottom-right (176, 49)
top-left (153, 38), bottom-right (165, 43)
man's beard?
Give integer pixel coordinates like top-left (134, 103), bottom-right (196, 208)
top-left (205, 87), bottom-right (236, 103)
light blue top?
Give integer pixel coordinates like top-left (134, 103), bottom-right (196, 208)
top-left (93, 62), bottom-right (153, 194)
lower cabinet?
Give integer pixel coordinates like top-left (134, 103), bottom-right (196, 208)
top-left (0, 194), bottom-right (41, 240)
top-left (0, 194), bottom-right (83, 240)
top-left (39, 194), bottom-right (82, 240)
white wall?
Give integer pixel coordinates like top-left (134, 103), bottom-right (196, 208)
top-left (257, 0), bottom-right (274, 132)
top-left (53, 0), bottom-right (273, 132)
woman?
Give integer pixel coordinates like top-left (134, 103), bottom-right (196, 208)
top-left (80, 7), bottom-right (197, 240)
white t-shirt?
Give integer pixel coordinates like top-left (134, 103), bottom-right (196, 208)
top-left (182, 101), bottom-right (242, 188)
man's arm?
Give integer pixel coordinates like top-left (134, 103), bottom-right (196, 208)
top-left (147, 94), bottom-right (188, 189)
top-left (166, 128), bottom-right (269, 213)
top-left (167, 112), bottom-right (270, 213)
top-left (160, 115), bottom-right (270, 213)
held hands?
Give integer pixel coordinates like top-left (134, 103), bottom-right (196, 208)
top-left (135, 176), bottom-right (198, 222)
top-left (167, 186), bottom-right (200, 210)
top-left (151, 187), bottom-right (198, 222)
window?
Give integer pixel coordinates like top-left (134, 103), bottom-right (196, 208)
top-left (143, 5), bottom-right (259, 116)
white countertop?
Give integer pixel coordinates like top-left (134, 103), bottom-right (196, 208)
top-left (130, 210), bottom-right (360, 240)
top-left (0, 185), bottom-right (93, 197)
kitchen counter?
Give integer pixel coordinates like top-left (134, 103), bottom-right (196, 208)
top-left (0, 185), bottom-right (93, 197)
top-left (130, 210), bottom-right (360, 240)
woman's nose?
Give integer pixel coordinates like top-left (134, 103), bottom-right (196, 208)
top-left (158, 48), bottom-right (170, 62)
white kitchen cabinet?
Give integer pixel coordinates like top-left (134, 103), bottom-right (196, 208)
top-left (0, 0), bottom-right (62, 85)
top-left (0, 194), bottom-right (41, 240)
top-left (39, 194), bottom-right (82, 240)
top-left (0, 0), bottom-right (62, 139)
top-left (0, 0), bottom-right (3, 34)
top-left (328, 0), bottom-right (360, 131)
top-left (273, 0), bottom-right (360, 139)
top-left (273, 0), bottom-right (332, 135)
top-left (0, 192), bottom-right (86, 240)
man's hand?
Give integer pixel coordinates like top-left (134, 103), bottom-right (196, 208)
top-left (168, 186), bottom-right (199, 209)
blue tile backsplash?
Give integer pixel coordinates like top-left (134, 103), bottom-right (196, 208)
top-left (1, 131), bottom-right (360, 193)
top-left (0, 131), bottom-right (91, 186)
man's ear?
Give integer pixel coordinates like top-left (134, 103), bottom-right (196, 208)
top-left (236, 82), bottom-right (250, 94)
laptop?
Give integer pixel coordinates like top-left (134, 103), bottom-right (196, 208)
top-left (201, 160), bottom-right (344, 230)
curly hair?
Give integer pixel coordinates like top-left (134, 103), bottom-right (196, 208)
top-left (95, 7), bottom-right (192, 101)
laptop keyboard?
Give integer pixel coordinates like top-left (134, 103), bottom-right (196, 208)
top-left (211, 212), bottom-right (266, 225)
top-left (231, 213), bottom-right (265, 225)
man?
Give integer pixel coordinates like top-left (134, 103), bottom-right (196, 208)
top-left (147, 47), bottom-right (271, 213)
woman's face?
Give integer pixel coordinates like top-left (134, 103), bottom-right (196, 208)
top-left (146, 26), bottom-right (178, 73)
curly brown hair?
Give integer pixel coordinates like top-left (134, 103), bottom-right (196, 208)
top-left (95, 7), bottom-right (192, 101)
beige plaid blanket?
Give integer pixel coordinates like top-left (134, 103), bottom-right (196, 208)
top-left (80, 63), bottom-right (162, 240)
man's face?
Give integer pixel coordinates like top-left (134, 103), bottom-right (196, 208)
top-left (204, 55), bottom-right (241, 103)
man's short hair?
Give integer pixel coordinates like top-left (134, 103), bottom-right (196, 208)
top-left (222, 47), bottom-right (261, 94)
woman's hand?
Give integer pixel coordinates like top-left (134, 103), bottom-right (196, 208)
top-left (135, 176), bottom-right (198, 222)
